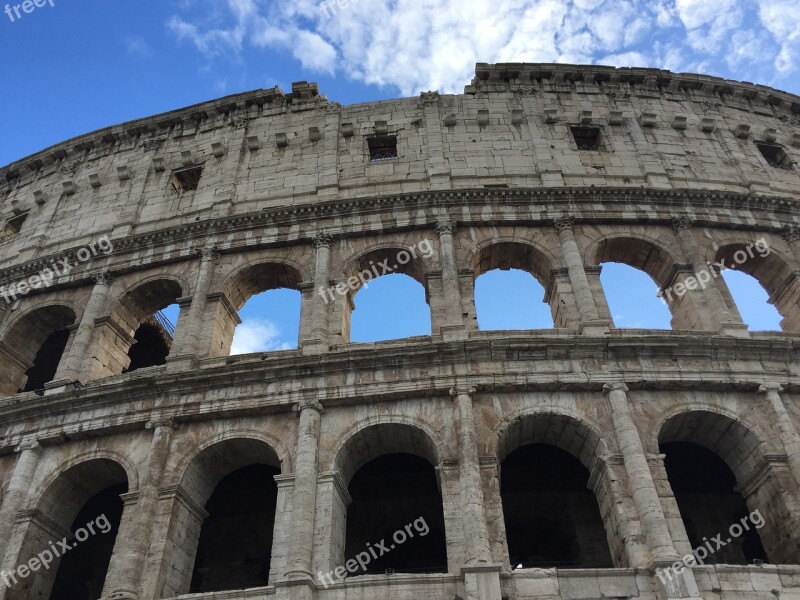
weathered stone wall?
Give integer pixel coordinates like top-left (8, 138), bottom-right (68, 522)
top-left (0, 63), bottom-right (799, 600)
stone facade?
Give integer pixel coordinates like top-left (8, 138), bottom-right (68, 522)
top-left (0, 63), bottom-right (799, 600)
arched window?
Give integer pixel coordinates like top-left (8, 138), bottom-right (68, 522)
top-left (162, 438), bottom-right (282, 597)
top-left (501, 444), bottom-right (612, 568)
top-left (217, 262), bottom-right (303, 357)
top-left (344, 454), bottom-right (447, 575)
top-left (8, 459), bottom-right (128, 600)
top-left (190, 464), bottom-right (279, 592)
top-left (231, 289), bottom-right (300, 354)
top-left (0, 304), bottom-right (76, 395)
top-left (721, 270), bottom-right (781, 331)
top-left (350, 274), bottom-right (431, 342)
top-left (594, 237), bottom-right (676, 330)
top-left (471, 242), bottom-right (555, 330)
top-left (658, 410), bottom-right (800, 564)
top-left (600, 262), bottom-right (671, 329)
top-left (343, 247), bottom-right (431, 343)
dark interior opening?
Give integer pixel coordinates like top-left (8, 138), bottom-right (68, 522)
top-left (367, 136), bottom-right (398, 162)
top-left (190, 464), bottom-right (279, 593)
top-left (661, 442), bottom-right (768, 564)
top-left (6, 211), bottom-right (29, 234)
top-left (345, 453), bottom-right (447, 575)
top-left (171, 165), bottom-right (203, 193)
top-left (570, 126), bottom-right (602, 151)
top-left (49, 482), bottom-right (126, 600)
top-left (501, 444), bottom-right (613, 568)
top-left (125, 318), bottom-right (172, 372)
top-left (756, 142), bottom-right (791, 170)
top-left (21, 328), bottom-right (70, 392)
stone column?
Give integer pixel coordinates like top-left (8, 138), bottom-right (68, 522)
top-left (303, 233), bottom-right (333, 354)
top-left (437, 220), bottom-right (467, 340)
top-left (451, 388), bottom-right (502, 600)
top-left (284, 399), bottom-right (323, 581)
top-left (761, 383), bottom-right (800, 489)
top-left (554, 217), bottom-right (608, 334)
top-left (54, 270), bottom-right (112, 382)
top-left (604, 384), bottom-right (678, 563)
top-left (670, 217), bottom-right (748, 336)
top-left (0, 439), bottom-right (41, 565)
top-left (102, 418), bottom-right (177, 599)
top-left (181, 248), bottom-right (218, 357)
top-left (451, 387), bottom-right (492, 564)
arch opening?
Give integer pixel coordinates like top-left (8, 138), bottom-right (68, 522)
top-left (189, 464), bottom-right (279, 593)
top-left (344, 453), bottom-right (447, 575)
top-left (218, 262), bottom-right (303, 357)
top-left (660, 442), bottom-right (767, 565)
top-left (350, 274), bottom-right (431, 342)
top-left (472, 242), bottom-right (555, 330)
top-left (501, 444), bottom-right (613, 568)
top-left (8, 459), bottom-right (128, 600)
top-left (0, 304), bottom-right (76, 395)
top-left (600, 262), bottom-right (671, 329)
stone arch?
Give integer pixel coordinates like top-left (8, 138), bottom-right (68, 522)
top-left (8, 457), bottom-right (130, 600)
top-left (656, 407), bottom-right (800, 564)
top-left (330, 420), bottom-right (449, 577)
top-left (159, 436), bottom-right (284, 596)
top-left (493, 409), bottom-right (620, 568)
top-left (713, 242), bottom-right (799, 331)
top-left (0, 302), bottom-right (78, 395)
top-left (220, 260), bottom-right (308, 313)
top-left (339, 244), bottom-right (433, 343)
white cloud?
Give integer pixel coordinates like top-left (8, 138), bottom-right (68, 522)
top-left (167, 0), bottom-right (800, 96)
top-left (125, 37), bottom-right (155, 59)
top-left (230, 319), bottom-right (294, 355)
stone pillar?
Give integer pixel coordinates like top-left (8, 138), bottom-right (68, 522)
top-left (102, 418), bottom-right (177, 599)
top-left (554, 217), bottom-right (608, 334)
top-left (670, 217), bottom-right (748, 336)
top-left (604, 384), bottom-right (702, 600)
top-left (437, 220), bottom-right (467, 340)
top-left (0, 440), bottom-right (41, 565)
top-left (451, 388), bottom-right (502, 600)
top-left (303, 233), bottom-right (333, 354)
top-left (284, 399), bottom-right (323, 581)
top-left (604, 383), bottom-right (678, 565)
top-left (761, 383), bottom-right (800, 489)
top-left (172, 248), bottom-right (218, 363)
top-left (54, 271), bottom-right (112, 382)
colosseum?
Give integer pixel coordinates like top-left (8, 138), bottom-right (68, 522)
top-left (0, 62), bottom-right (799, 600)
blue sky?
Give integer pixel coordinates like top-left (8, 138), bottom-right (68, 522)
top-left (2, 0), bottom-right (792, 350)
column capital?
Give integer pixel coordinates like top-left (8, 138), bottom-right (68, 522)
top-left (294, 398), bottom-right (324, 414)
top-left (759, 382), bottom-right (785, 394)
top-left (603, 382), bottom-right (629, 395)
top-left (436, 218), bottom-right (456, 235)
top-left (16, 439), bottom-right (41, 453)
top-left (782, 225), bottom-right (800, 244)
top-left (554, 215), bottom-right (575, 233)
top-left (92, 270), bottom-right (113, 286)
top-left (145, 416), bottom-right (180, 430)
top-left (671, 216), bottom-right (694, 233)
top-left (449, 386), bottom-right (477, 398)
top-left (312, 232), bottom-right (334, 250)
top-left (196, 246), bottom-right (220, 263)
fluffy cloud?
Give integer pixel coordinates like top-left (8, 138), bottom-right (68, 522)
top-left (230, 319), bottom-right (294, 355)
top-left (168, 0), bottom-right (800, 96)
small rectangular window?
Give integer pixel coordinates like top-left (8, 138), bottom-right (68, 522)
top-left (756, 142), bottom-right (791, 170)
top-left (169, 165), bottom-right (203, 194)
top-left (570, 126), bottom-right (603, 151)
top-left (0, 211), bottom-right (28, 243)
top-left (368, 136), bottom-right (398, 162)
